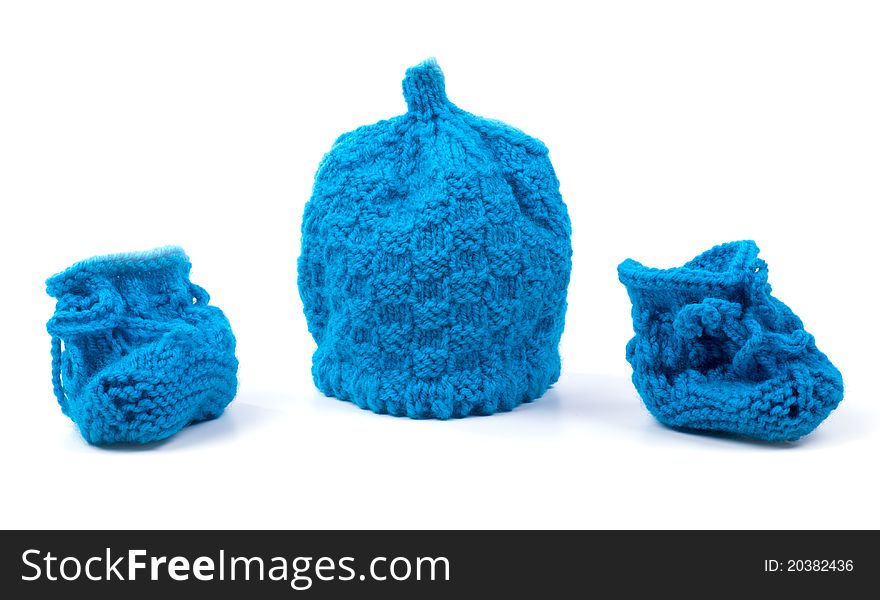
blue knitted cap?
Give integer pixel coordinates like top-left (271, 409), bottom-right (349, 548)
top-left (298, 59), bottom-right (572, 418)
top-left (46, 247), bottom-right (239, 444)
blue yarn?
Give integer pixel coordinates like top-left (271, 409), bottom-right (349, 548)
top-left (298, 59), bottom-right (572, 418)
top-left (618, 240), bottom-right (844, 441)
top-left (46, 247), bottom-right (239, 445)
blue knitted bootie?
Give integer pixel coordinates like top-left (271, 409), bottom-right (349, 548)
top-left (618, 241), bottom-right (843, 441)
top-left (46, 247), bottom-right (239, 445)
top-left (298, 59), bottom-right (572, 419)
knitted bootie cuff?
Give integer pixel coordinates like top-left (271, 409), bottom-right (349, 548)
top-left (619, 241), bottom-right (843, 441)
top-left (46, 247), bottom-right (238, 445)
top-left (618, 239), bottom-right (765, 296)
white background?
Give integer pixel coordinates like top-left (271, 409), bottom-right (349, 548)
top-left (1, 1), bottom-right (877, 529)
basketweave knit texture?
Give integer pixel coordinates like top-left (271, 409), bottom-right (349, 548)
top-left (46, 247), bottom-right (238, 445)
top-left (618, 240), bottom-right (843, 441)
top-left (298, 59), bottom-right (572, 418)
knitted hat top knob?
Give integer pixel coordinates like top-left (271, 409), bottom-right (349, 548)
top-left (402, 58), bottom-right (449, 115)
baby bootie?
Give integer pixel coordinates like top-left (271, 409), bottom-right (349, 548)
top-left (298, 59), bottom-right (572, 419)
top-left (46, 247), bottom-right (238, 445)
top-left (618, 240), bottom-right (843, 441)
